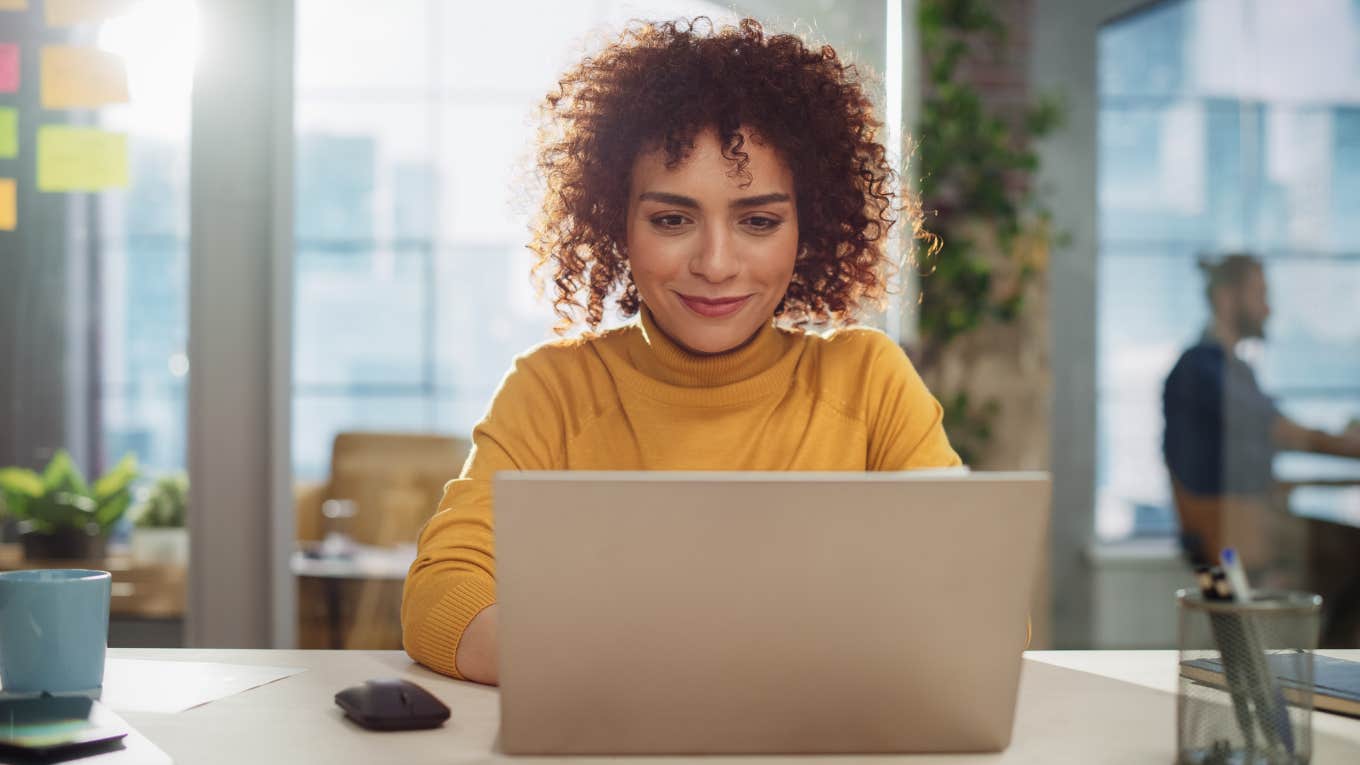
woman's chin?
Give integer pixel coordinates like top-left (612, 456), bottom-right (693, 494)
top-left (648, 296), bottom-right (771, 355)
top-left (669, 323), bottom-right (761, 355)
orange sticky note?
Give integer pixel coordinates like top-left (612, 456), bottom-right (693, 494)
top-left (41, 46), bottom-right (129, 109)
top-left (37, 125), bottom-right (128, 191)
top-left (0, 44), bottom-right (18, 93)
top-left (0, 0), bottom-right (28, 12)
top-left (44, 0), bottom-right (132, 26)
top-left (0, 179), bottom-right (15, 231)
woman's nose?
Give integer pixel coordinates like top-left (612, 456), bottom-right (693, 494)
top-left (689, 228), bottom-right (740, 283)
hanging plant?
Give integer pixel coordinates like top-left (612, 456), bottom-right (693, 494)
top-left (914, 0), bottom-right (1063, 463)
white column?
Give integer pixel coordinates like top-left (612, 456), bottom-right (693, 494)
top-left (187, 0), bottom-right (295, 648)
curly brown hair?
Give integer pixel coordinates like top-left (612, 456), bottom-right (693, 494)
top-left (530, 16), bottom-right (922, 331)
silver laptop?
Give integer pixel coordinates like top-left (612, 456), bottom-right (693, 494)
top-left (494, 471), bottom-right (1050, 755)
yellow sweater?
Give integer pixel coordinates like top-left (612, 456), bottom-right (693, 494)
top-left (401, 307), bottom-right (961, 679)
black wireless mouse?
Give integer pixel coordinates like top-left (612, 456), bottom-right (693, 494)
top-left (335, 678), bottom-right (451, 731)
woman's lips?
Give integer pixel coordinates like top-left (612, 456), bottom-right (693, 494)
top-left (677, 293), bottom-right (752, 318)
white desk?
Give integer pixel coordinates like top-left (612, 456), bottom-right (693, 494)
top-left (289, 544), bottom-right (415, 580)
top-left (1278, 453), bottom-right (1360, 529)
top-left (109, 649), bottom-right (1360, 764)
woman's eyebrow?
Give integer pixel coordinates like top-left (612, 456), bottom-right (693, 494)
top-left (731, 192), bottom-right (792, 209)
top-left (636, 191), bottom-right (793, 209)
top-left (637, 191), bottom-right (699, 208)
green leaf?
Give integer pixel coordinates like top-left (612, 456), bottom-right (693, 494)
top-left (93, 453), bottom-right (139, 501)
top-left (0, 468), bottom-right (44, 521)
top-left (41, 450), bottom-right (89, 497)
top-left (94, 491), bottom-right (132, 531)
top-left (35, 491), bottom-right (97, 531)
top-left (0, 494), bottom-right (27, 519)
top-left (135, 473), bottom-right (188, 528)
top-left (1025, 95), bottom-right (1064, 137)
top-left (21, 516), bottom-right (55, 534)
top-left (0, 467), bottom-right (44, 498)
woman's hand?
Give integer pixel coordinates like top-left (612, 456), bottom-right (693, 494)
top-left (455, 604), bottom-right (499, 685)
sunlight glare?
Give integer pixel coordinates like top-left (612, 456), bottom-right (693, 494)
top-left (96, 0), bottom-right (199, 139)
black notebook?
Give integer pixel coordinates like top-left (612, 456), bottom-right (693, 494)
top-left (1181, 654), bottom-right (1360, 718)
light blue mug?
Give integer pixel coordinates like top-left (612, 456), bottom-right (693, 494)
top-left (0, 569), bottom-right (111, 695)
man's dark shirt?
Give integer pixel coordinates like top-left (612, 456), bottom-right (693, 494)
top-left (1163, 335), bottom-right (1279, 496)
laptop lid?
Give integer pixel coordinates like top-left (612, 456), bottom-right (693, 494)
top-left (495, 471), bottom-right (1051, 755)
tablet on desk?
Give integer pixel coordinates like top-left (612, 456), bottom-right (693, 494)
top-left (0, 696), bottom-right (128, 759)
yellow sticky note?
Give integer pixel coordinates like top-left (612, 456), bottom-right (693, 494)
top-left (0, 0), bottom-right (28, 11)
top-left (0, 108), bottom-right (16, 158)
top-left (44, 0), bottom-right (132, 26)
top-left (37, 125), bottom-right (128, 192)
top-left (0, 179), bottom-right (15, 231)
top-left (42, 46), bottom-right (129, 109)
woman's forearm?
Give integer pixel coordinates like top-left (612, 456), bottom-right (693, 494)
top-left (455, 604), bottom-right (500, 685)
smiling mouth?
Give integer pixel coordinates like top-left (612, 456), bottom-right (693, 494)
top-left (676, 293), bottom-right (752, 318)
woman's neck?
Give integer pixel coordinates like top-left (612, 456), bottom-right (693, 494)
top-left (645, 313), bottom-right (767, 358)
top-left (628, 304), bottom-right (788, 388)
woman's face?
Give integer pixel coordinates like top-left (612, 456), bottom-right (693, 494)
top-left (625, 127), bottom-right (799, 355)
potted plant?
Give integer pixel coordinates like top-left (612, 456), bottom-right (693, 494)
top-left (0, 450), bottom-right (138, 560)
top-left (130, 473), bottom-right (189, 565)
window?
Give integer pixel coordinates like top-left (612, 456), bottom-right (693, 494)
top-left (0, 1), bottom-right (195, 482)
top-left (97, 2), bottom-right (196, 478)
top-left (291, 2), bottom-right (894, 479)
top-left (1096, 0), bottom-right (1360, 540)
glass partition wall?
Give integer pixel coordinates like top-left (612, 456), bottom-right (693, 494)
top-left (1097, 0), bottom-right (1360, 543)
top-left (0, 0), bottom-right (197, 646)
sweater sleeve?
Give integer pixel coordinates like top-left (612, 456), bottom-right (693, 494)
top-left (401, 352), bottom-right (566, 679)
top-left (860, 332), bottom-right (963, 471)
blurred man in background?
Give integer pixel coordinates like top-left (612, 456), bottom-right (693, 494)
top-left (1163, 253), bottom-right (1360, 575)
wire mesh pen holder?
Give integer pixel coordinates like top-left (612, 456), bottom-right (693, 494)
top-left (1176, 590), bottom-right (1322, 765)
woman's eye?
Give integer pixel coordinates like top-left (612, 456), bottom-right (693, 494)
top-left (742, 215), bottom-right (781, 232)
top-left (651, 214), bottom-right (690, 230)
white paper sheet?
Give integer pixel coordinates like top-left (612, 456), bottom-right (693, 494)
top-left (101, 659), bottom-right (305, 714)
top-left (87, 703), bottom-right (174, 764)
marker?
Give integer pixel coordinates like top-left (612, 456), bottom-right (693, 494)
top-left (1197, 566), bottom-right (1255, 750)
top-left (1220, 548), bottom-right (1252, 603)
top-left (1219, 548), bottom-right (1294, 755)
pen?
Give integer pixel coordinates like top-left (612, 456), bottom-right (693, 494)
top-left (1209, 569), bottom-right (1281, 751)
top-left (1219, 549), bottom-right (1294, 755)
top-left (1220, 548), bottom-right (1252, 602)
top-left (1197, 565), bottom-right (1255, 751)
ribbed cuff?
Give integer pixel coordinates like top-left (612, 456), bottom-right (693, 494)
top-left (408, 578), bottom-right (496, 680)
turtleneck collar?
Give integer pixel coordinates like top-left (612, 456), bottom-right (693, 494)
top-left (626, 304), bottom-right (791, 388)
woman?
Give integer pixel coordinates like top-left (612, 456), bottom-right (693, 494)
top-left (402, 17), bottom-right (961, 685)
